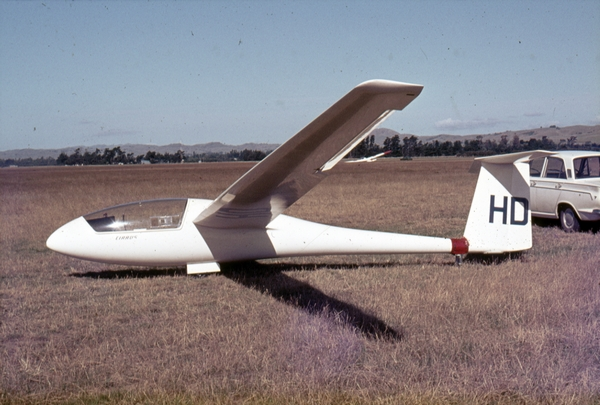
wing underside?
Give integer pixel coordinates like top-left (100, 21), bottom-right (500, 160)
top-left (194, 80), bottom-right (423, 229)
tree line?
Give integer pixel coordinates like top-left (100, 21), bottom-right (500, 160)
top-left (0, 147), bottom-right (269, 167)
top-left (2, 133), bottom-right (598, 167)
top-left (349, 133), bottom-right (599, 159)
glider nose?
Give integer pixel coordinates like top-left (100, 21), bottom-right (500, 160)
top-left (46, 227), bottom-right (67, 254)
top-left (46, 217), bottom-right (92, 257)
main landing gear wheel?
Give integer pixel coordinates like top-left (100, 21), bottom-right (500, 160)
top-left (560, 207), bottom-right (580, 233)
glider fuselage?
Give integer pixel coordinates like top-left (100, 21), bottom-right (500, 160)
top-left (47, 197), bottom-right (459, 272)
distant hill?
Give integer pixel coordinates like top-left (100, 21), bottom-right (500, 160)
top-left (2, 125), bottom-right (599, 160)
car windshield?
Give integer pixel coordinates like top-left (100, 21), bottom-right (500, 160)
top-left (574, 156), bottom-right (600, 179)
top-left (84, 199), bottom-right (187, 232)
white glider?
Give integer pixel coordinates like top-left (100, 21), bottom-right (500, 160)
top-left (47, 80), bottom-right (550, 274)
top-left (346, 150), bottom-right (392, 163)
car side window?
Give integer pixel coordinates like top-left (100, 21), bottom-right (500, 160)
top-left (544, 157), bottom-right (566, 179)
top-left (529, 158), bottom-right (545, 178)
top-left (574, 157), bottom-right (600, 178)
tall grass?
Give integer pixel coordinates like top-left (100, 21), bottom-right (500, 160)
top-left (1, 159), bottom-right (598, 404)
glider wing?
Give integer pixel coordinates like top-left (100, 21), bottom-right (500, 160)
top-left (194, 80), bottom-right (423, 229)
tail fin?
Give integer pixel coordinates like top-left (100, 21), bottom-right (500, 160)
top-left (463, 151), bottom-right (554, 254)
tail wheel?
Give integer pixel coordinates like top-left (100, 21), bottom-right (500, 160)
top-left (559, 207), bottom-right (580, 232)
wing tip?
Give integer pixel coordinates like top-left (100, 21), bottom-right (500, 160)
top-left (356, 79), bottom-right (424, 95)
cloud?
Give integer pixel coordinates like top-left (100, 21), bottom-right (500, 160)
top-left (523, 112), bottom-right (545, 117)
top-left (434, 118), bottom-right (502, 132)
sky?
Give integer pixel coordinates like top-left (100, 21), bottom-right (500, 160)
top-left (1, 0), bottom-right (599, 151)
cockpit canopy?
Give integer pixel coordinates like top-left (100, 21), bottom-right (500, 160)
top-left (84, 199), bottom-right (187, 232)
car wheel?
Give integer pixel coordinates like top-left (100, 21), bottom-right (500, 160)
top-left (559, 207), bottom-right (580, 232)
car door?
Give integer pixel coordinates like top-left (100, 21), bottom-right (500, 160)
top-left (529, 157), bottom-right (545, 213)
top-left (531, 157), bottom-right (566, 216)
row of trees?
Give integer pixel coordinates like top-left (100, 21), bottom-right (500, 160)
top-left (2, 133), bottom-right (598, 167)
top-left (350, 133), bottom-right (598, 159)
top-left (56, 147), bottom-right (137, 166)
top-left (0, 147), bottom-right (269, 167)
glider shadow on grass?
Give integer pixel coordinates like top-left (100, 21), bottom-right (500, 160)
top-left (70, 267), bottom-right (187, 279)
top-left (220, 261), bottom-right (403, 341)
top-left (70, 261), bottom-right (403, 341)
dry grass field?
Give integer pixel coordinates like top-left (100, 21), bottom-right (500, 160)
top-left (1, 159), bottom-right (599, 404)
